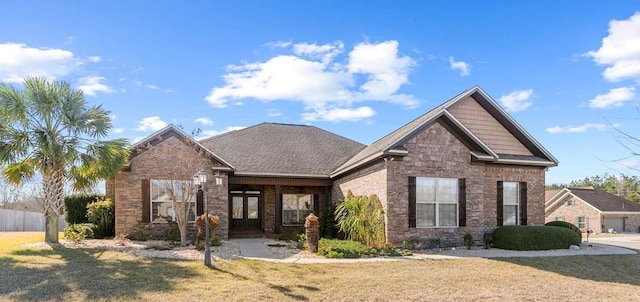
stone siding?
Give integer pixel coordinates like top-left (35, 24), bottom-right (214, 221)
top-left (386, 122), bottom-right (486, 246)
top-left (483, 165), bottom-right (546, 228)
top-left (112, 136), bottom-right (229, 239)
top-left (334, 121), bottom-right (548, 247)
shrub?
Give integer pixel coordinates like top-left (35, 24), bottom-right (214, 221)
top-left (335, 191), bottom-right (386, 248)
top-left (317, 238), bottom-right (410, 258)
top-left (126, 222), bottom-right (152, 241)
top-left (463, 233), bottom-right (474, 250)
top-left (64, 194), bottom-right (103, 224)
top-left (483, 232), bottom-right (494, 249)
top-left (63, 223), bottom-right (94, 243)
top-left (210, 234), bottom-right (221, 246)
top-left (86, 197), bottom-right (115, 238)
top-left (162, 220), bottom-right (180, 242)
top-left (297, 233), bottom-right (306, 250)
top-left (492, 226), bottom-right (581, 250)
top-left (320, 204), bottom-right (338, 238)
top-left (317, 238), bottom-right (373, 258)
top-left (545, 221), bottom-right (582, 242)
top-left (278, 231), bottom-right (302, 242)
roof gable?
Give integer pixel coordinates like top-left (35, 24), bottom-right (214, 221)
top-left (332, 86), bottom-right (558, 177)
top-left (128, 124), bottom-right (234, 170)
top-left (546, 188), bottom-right (640, 213)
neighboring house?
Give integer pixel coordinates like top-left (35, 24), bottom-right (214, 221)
top-left (545, 187), bottom-right (640, 233)
top-left (107, 86), bottom-right (558, 246)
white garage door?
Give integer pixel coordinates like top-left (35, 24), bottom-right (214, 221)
top-left (603, 217), bottom-right (624, 233)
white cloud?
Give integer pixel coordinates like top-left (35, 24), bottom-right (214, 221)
top-left (546, 123), bottom-right (619, 134)
top-left (205, 40), bottom-right (418, 120)
top-left (194, 117), bottom-right (214, 126)
top-left (267, 109), bottom-right (283, 117)
top-left (77, 76), bottom-right (115, 96)
top-left (302, 106), bottom-right (375, 122)
top-left (588, 86), bottom-right (636, 109)
top-left (199, 126), bottom-right (246, 138)
top-left (587, 12), bottom-right (640, 82)
top-left (88, 56), bottom-right (102, 63)
top-left (448, 57), bottom-right (470, 77)
top-left (112, 128), bottom-right (125, 134)
top-left (0, 43), bottom-right (78, 83)
top-left (612, 160), bottom-right (639, 170)
top-left (498, 89), bottom-right (534, 112)
top-left (133, 80), bottom-right (174, 93)
top-left (135, 116), bottom-right (168, 131)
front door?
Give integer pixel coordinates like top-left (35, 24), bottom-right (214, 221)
top-left (230, 192), bottom-right (261, 231)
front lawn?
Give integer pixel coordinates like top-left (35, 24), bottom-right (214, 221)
top-left (1, 232), bottom-right (639, 301)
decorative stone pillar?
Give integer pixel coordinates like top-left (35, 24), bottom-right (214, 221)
top-left (305, 213), bottom-right (319, 253)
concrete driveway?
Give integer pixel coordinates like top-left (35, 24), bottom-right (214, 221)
top-left (587, 233), bottom-right (640, 250)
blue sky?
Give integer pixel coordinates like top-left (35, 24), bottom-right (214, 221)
top-left (1, 1), bottom-right (640, 185)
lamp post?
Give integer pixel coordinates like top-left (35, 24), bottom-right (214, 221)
top-left (193, 170), bottom-right (223, 267)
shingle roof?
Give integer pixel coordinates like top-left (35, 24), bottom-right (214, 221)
top-left (199, 123), bottom-right (366, 177)
top-left (569, 188), bottom-right (640, 212)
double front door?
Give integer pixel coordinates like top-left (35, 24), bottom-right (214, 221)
top-left (230, 191), bottom-right (261, 231)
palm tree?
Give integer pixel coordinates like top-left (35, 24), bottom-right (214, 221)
top-left (0, 77), bottom-right (128, 243)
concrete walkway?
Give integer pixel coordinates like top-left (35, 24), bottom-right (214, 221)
top-left (230, 238), bottom-right (637, 264)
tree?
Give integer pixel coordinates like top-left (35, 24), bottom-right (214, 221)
top-left (547, 173), bottom-right (640, 202)
top-left (0, 77), bottom-right (128, 243)
top-left (134, 131), bottom-right (213, 247)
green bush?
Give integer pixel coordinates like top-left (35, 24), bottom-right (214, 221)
top-left (492, 226), bottom-right (581, 250)
top-left (64, 194), bottom-right (103, 224)
top-left (335, 191), bottom-right (386, 248)
top-left (210, 234), bottom-right (221, 246)
top-left (86, 198), bottom-right (115, 239)
top-left (318, 239), bottom-right (373, 258)
top-left (463, 233), bottom-right (474, 250)
top-left (126, 222), bottom-right (152, 241)
top-left (162, 220), bottom-right (180, 242)
top-left (63, 223), bottom-right (94, 243)
top-left (317, 239), bottom-right (411, 258)
top-left (320, 204), bottom-right (338, 238)
top-left (545, 221), bottom-right (582, 242)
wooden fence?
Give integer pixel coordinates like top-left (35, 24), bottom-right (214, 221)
top-left (0, 209), bottom-right (67, 231)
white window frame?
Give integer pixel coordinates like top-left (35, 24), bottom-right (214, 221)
top-left (416, 177), bottom-right (458, 228)
top-left (502, 182), bottom-right (520, 226)
top-left (282, 194), bottom-right (314, 225)
top-left (577, 216), bottom-right (587, 229)
top-left (555, 216), bottom-right (565, 222)
top-left (150, 179), bottom-right (197, 223)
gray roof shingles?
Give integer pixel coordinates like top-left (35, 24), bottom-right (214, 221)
top-left (199, 123), bottom-right (366, 177)
top-left (570, 188), bottom-right (640, 212)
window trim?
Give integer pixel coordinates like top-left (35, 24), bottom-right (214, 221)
top-left (150, 179), bottom-right (197, 223)
top-left (415, 177), bottom-right (459, 228)
top-left (282, 193), bottom-right (314, 226)
top-left (502, 182), bottom-right (520, 226)
top-left (577, 216), bottom-right (587, 229)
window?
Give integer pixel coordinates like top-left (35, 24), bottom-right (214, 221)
top-left (416, 177), bottom-right (458, 227)
top-left (577, 217), bottom-right (587, 229)
top-left (151, 180), bottom-right (196, 222)
top-left (502, 182), bottom-right (520, 226)
top-left (555, 216), bottom-right (565, 222)
top-left (566, 199), bottom-right (574, 206)
top-left (282, 194), bottom-right (313, 225)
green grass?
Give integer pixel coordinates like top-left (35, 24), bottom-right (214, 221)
top-left (1, 232), bottom-right (640, 301)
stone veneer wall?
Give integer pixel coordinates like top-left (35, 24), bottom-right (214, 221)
top-left (483, 165), bottom-right (546, 228)
top-left (334, 121), bottom-right (549, 247)
top-left (112, 136), bottom-right (229, 239)
top-left (386, 122), bottom-right (485, 246)
top-left (545, 196), bottom-right (601, 233)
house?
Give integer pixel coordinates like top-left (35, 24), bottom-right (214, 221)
top-left (545, 187), bottom-right (640, 233)
top-left (107, 86), bottom-right (558, 246)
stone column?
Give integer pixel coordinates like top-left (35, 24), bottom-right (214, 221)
top-left (305, 213), bottom-right (319, 252)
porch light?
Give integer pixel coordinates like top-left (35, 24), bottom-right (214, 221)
top-left (193, 170), bottom-right (207, 186)
top-left (193, 169), bottom-right (210, 267)
top-left (214, 171), bottom-right (223, 186)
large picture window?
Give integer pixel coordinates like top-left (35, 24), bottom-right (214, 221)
top-left (151, 180), bottom-right (196, 222)
top-left (416, 177), bottom-right (458, 227)
top-left (282, 194), bottom-right (313, 225)
top-left (502, 182), bottom-right (520, 226)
